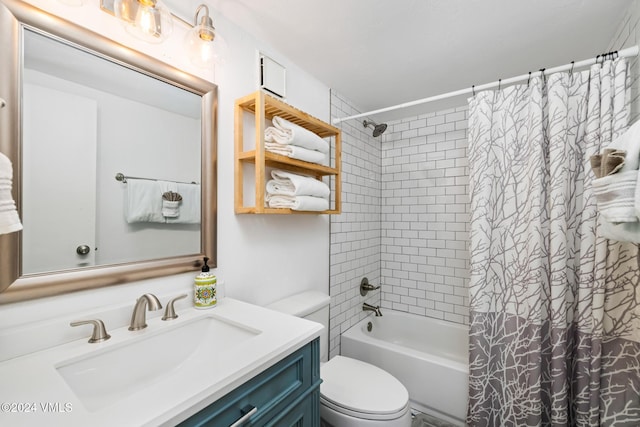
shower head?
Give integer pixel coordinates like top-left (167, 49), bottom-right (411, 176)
top-left (363, 120), bottom-right (387, 137)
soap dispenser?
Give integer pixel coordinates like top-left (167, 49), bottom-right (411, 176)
top-left (194, 257), bottom-right (217, 309)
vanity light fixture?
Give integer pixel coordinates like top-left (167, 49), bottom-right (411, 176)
top-left (184, 4), bottom-right (217, 67)
top-left (113, 0), bottom-right (173, 43)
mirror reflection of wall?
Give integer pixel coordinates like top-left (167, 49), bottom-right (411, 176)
top-left (21, 29), bottom-right (202, 275)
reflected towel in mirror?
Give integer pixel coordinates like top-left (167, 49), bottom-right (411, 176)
top-left (0, 152), bottom-right (23, 235)
top-left (125, 179), bottom-right (200, 224)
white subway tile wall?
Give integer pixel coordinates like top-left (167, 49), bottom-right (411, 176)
top-left (380, 107), bottom-right (470, 324)
top-left (329, 90), bottom-right (382, 358)
top-left (607, 0), bottom-right (640, 123)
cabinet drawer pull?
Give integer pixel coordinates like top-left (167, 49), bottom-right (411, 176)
top-left (229, 406), bottom-right (257, 427)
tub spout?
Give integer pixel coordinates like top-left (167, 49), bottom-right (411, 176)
top-left (363, 302), bottom-right (382, 317)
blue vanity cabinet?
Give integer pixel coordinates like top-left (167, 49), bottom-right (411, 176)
top-left (178, 338), bottom-right (321, 426)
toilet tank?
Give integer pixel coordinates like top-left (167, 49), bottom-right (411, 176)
top-left (267, 291), bottom-right (330, 362)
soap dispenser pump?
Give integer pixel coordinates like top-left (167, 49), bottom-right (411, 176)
top-left (194, 257), bottom-right (217, 309)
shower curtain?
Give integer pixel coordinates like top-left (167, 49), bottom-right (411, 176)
top-left (467, 58), bottom-right (640, 426)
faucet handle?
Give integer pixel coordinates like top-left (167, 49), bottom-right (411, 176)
top-left (70, 319), bottom-right (111, 343)
top-left (360, 277), bottom-right (381, 296)
top-left (162, 294), bottom-right (188, 320)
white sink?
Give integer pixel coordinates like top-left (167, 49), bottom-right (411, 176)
top-left (56, 315), bottom-right (260, 411)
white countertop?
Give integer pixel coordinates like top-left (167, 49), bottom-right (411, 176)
top-left (0, 298), bottom-right (322, 427)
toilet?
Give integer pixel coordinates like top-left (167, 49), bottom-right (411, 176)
top-left (267, 291), bottom-right (413, 427)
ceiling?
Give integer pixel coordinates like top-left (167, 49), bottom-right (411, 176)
top-left (167, 0), bottom-right (633, 122)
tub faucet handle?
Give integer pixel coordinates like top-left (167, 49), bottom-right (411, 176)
top-left (70, 319), bottom-right (111, 343)
top-left (360, 277), bottom-right (381, 296)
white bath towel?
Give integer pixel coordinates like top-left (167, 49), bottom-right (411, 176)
top-left (265, 194), bottom-right (329, 211)
top-left (265, 143), bottom-right (327, 164)
top-left (125, 179), bottom-right (164, 223)
top-left (265, 116), bottom-right (330, 153)
top-left (267, 170), bottom-right (330, 198)
top-left (592, 171), bottom-right (638, 223)
top-left (609, 120), bottom-right (640, 172)
top-left (126, 180), bottom-right (200, 224)
top-left (0, 152), bottom-right (22, 235)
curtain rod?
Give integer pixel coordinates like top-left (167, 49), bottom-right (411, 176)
top-left (332, 45), bottom-right (640, 124)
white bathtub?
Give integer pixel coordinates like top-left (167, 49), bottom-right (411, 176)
top-left (341, 310), bottom-right (469, 426)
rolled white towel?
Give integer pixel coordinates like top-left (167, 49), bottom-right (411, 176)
top-left (265, 194), bottom-right (329, 211)
top-left (265, 143), bottom-right (326, 164)
top-left (267, 170), bottom-right (330, 198)
top-left (265, 116), bottom-right (330, 153)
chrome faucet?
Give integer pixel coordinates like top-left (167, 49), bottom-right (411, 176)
top-left (363, 302), bottom-right (382, 317)
top-left (129, 293), bottom-right (163, 331)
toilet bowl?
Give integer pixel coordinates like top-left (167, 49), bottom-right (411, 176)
top-left (267, 291), bottom-right (412, 427)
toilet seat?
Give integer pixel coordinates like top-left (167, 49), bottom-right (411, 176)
top-left (320, 356), bottom-right (410, 421)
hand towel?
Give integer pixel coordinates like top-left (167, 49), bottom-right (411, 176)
top-left (0, 152), bottom-right (23, 235)
top-left (125, 179), bottom-right (164, 223)
top-left (267, 169), bottom-right (330, 198)
top-left (265, 116), bottom-right (330, 153)
top-left (159, 181), bottom-right (180, 218)
top-left (166, 183), bottom-right (201, 224)
top-left (592, 171), bottom-right (638, 223)
top-left (265, 143), bottom-right (327, 164)
top-left (265, 194), bottom-right (329, 211)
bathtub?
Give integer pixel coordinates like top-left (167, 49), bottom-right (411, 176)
top-left (340, 310), bottom-right (469, 426)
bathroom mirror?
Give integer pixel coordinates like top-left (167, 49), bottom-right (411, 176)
top-left (0, 0), bottom-right (217, 303)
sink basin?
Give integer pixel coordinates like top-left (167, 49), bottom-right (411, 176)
top-left (56, 316), bottom-right (260, 411)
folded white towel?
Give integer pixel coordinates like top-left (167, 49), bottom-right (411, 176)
top-left (265, 194), bottom-right (329, 211)
top-left (125, 179), bottom-right (164, 223)
top-left (265, 143), bottom-right (327, 164)
top-left (592, 171), bottom-right (638, 223)
top-left (126, 180), bottom-right (201, 224)
top-left (0, 152), bottom-right (22, 235)
top-left (609, 120), bottom-right (640, 172)
top-left (267, 170), bottom-right (330, 198)
top-left (265, 116), bottom-right (330, 153)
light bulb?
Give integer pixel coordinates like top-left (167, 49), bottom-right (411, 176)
top-left (184, 5), bottom-right (227, 68)
top-left (113, 0), bottom-right (173, 44)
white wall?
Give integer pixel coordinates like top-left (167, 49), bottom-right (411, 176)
top-left (0, 0), bottom-right (331, 347)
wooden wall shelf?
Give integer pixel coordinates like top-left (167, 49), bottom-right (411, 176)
top-left (234, 91), bottom-right (341, 214)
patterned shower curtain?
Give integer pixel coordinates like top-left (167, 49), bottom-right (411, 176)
top-left (467, 58), bottom-right (640, 427)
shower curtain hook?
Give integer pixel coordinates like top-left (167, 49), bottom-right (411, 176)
top-left (472, 85), bottom-right (476, 96)
top-left (527, 71), bottom-right (531, 87)
top-left (569, 61), bottom-right (575, 76)
top-left (498, 79), bottom-right (501, 91)
top-left (596, 54), bottom-right (601, 65)
top-left (539, 68), bottom-right (546, 84)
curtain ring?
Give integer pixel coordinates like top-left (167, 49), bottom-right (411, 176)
top-left (596, 54), bottom-right (601, 64)
top-left (527, 71), bottom-right (531, 87)
top-left (472, 85), bottom-right (476, 96)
